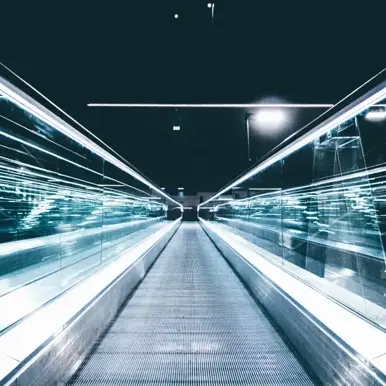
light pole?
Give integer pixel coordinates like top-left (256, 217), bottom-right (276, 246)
top-left (245, 109), bottom-right (288, 162)
top-left (207, 2), bottom-right (215, 24)
top-left (245, 113), bottom-right (252, 162)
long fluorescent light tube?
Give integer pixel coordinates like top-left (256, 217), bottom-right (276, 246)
top-left (198, 83), bottom-right (386, 209)
top-left (88, 103), bottom-right (334, 108)
top-left (0, 77), bottom-right (183, 210)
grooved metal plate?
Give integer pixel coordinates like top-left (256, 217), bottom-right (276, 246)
top-left (68, 223), bottom-right (317, 385)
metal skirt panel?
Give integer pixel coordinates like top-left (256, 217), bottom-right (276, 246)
top-left (4, 222), bottom-right (180, 386)
top-left (201, 220), bottom-right (386, 386)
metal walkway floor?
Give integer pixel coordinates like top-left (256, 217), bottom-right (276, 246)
top-left (69, 223), bottom-right (317, 385)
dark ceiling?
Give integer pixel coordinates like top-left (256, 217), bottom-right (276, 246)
top-left (2, 1), bottom-right (386, 194)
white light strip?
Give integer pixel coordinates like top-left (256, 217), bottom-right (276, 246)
top-left (199, 218), bottom-right (386, 363)
top-left (211, 167), bottom-right (386, 210)
top-left (0, 217), bottom-right (164, 256)
top-left (198, 83), bottom-right (386, 209)
top-left (0, 129), bottom-right (106, 179)
top-left (284, 165), bottom-right (386, 194)
top-left (0, 157), bottom-right (148, 198)
top-left (0, 61), bottom-right (137, 171)
top-left (0, 219), bottom-right (181, 369)
top-left (0, 77), bottom-right (183, 210)
top-left (87, 103), bottom-right (334, 108)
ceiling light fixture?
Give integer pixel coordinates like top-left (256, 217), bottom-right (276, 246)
top-left (254, 109), bottom-right (287, 126)
top-left (365, 110), bottom-right (386, 121)
top-left (87, 103), bottom-right (334, 108)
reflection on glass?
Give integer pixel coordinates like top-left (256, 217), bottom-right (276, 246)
top-left (0, 79), bottom-right (180, 334)
top-left (200, 92), bottom-right (386, 327)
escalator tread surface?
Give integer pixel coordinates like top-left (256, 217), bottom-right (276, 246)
top-left (68, 223), bottom-right (317, 385)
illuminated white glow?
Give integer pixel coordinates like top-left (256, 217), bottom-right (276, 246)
top-left (0, 217), bottom-right (164, 256)
top-left (207, 3), bottom-right (212, 8)
top-left (0, 61), bottom-right (145, 173)
top-left (98, 184), bottom-right (125, 187)
top-left (0, 129), bottom-right (106, 180)
top-left (198, 82), bottom-right (386, 209)
top-left (178, 187), bottom-right (184, 191)
top-left (174, 13), bottom-right (179, 19)
top-left (365, 110), bottom-right (386, 121)
top-left (0, 76), bottom-right (183, 211)
top-left (199, 218), bottom-right (386, 362)
top-left (88, 103), bottom-right (334, 108)
top-left (253, 109), bottom-right (286, 127)
top-left (0, 160), bottom-right (153, 204)
top-left (0, 219), bottom-right (181, 366)
top-left (173, 125), bottom-right (181, 131)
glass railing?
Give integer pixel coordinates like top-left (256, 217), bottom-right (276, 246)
top-left (199, 70), bottom-right (386, 328)
top-left (0, 74), bottom-right (182, 334)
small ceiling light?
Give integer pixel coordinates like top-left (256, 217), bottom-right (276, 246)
top-left (173, 108), bottom-right (180, 130)
top-left (178, 187), bottom-right (184, 191)
top-left (365, 110), bottom-right (386, 121)
top-left (174, 14), bottom-right (179, 19)
top-left (207, 3), bottom-right (212, 8)
top-left (161, 187), bottom-right (166, 190)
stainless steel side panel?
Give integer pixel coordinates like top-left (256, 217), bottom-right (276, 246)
top-left (3, 221), bottom-right (180, 386)
top-left (200, 220), bottom-right (386, 386)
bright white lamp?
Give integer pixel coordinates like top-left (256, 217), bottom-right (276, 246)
top-left (365, 110), bottom-right (386, 121)
top-left (254, 109), bottom-right (286, 126)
